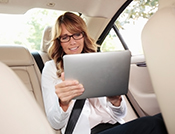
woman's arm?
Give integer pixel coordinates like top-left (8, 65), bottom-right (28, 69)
top-left (41, 61), bottom-right (84, 129)
top-left (107, 95), bottom-right (127, 119)
top-left (41, 61), bottom-right (72, 129)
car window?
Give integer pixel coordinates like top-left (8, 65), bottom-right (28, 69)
top-left (101, 0), bottom-right (158, 55)
top-left (0, 8), bottom-right (78, 51)
top-left (100, 28), bottom-right (124, 52)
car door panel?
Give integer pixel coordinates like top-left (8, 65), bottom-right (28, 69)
top-left (128, 55), bottom-right (161, 117)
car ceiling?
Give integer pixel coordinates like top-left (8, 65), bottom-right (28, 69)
top-left (0, 0), bottom-right (126, 18)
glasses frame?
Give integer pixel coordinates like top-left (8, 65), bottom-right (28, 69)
top-left (58, 32), bottom-right (85, 43)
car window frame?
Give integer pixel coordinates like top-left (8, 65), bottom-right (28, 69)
top-left (96, 0), bottom-right (133, 52)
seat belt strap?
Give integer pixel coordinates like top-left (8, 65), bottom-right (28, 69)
top-left (31, 51), bottom-right (44, 73)
top-left (65, 99), bottom-right (86, 134)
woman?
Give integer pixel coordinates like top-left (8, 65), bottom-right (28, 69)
top-left (41, 12), bottom-right (167, 134)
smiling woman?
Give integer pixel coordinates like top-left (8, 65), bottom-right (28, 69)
top-left (41, 11), bottom-right (168, 134)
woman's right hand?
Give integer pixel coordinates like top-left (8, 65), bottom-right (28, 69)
top-left (55, 72), bottom-right (84, 111)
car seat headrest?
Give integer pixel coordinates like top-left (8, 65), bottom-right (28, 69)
top-left (40, 26), bottom-right (52, 53)
top-left (0, 45), bottom-right (34, 66)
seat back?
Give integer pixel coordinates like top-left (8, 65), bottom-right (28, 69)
top-left (0, 45), bottom-right (44, 111)
top-left (142, 0), bottom-right (175, 133)
top-left (0, 61), bottom-right (54, 134)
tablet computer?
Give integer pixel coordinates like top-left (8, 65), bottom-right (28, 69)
top-left (63, 50), bottom-right (131, 99)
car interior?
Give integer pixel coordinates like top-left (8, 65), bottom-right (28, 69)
top-left (0, 0), bottom-right (174, 133)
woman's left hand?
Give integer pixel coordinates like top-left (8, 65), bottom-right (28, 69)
top-left (107, 95), bottom-right (122, 107)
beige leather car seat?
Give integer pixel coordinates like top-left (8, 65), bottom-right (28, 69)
top-left (142, 0), bottom-right (175, 133)
top-left (40, 26), bottom-right (52, 63)
top-left (0, 61), bottom-right (55, 134)
top-left (0, 45), bottom-right (61, 134)
top-left (0, 45), bottom-right (45, 112)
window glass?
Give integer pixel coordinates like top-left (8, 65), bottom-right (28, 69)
top-left (101, 28), bottom-right (124, 52)
top-left (101, 0), bottom-right (158, 55)
top-left (0, 9), bottom-right (78, 51)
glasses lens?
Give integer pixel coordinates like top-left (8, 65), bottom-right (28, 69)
top-left (60, 35), bottom-right (69, 43)
top-left (73, 32), bottom-right (83, 40)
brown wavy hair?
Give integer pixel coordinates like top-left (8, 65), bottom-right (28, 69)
top-left (48, 12), bottom-right (98, 77)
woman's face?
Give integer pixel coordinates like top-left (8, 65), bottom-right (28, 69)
top-left (60, 24), bottom-right (84, 55)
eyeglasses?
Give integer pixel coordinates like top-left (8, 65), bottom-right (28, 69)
top-left (58, 32), bottom-right (84, 43)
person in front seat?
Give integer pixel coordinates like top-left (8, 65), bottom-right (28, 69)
top-left (41, 12), bottom-right (167, 134)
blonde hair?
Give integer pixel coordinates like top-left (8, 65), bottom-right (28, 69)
top-left (48, 12), bottom-right (98, 77)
